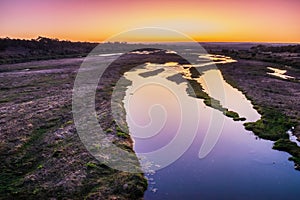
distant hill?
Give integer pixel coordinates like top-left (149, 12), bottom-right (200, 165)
top-left (0, 37), bottom-right (98, 64)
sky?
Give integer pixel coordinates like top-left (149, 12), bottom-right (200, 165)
top-left (0, 0), bottom-right (299, 43)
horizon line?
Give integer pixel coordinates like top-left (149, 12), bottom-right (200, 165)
top-left (1, 36), bottom-right (300, 45)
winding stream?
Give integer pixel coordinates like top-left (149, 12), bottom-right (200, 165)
top-left (122, 53), bottom-right (300, 199)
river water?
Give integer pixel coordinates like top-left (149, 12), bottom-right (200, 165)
top-left (122, 53), bottom-right (300, 199)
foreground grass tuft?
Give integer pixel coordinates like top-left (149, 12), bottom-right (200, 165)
top-left (244, 106), bottom-right (300, 170)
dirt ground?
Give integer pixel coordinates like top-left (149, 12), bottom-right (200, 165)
top-left (0, 57), bottom-right (147, 199)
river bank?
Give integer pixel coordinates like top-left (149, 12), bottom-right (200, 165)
top-left (217, 59), bottom-right (300, 169)
top-left (0, 57), bottom-right (147, 199)
top-left (120, 49), bottom-right (300, 199)
top-left (0, 49), bottom-right (199, 199)
top-left (1, 44), bottom-right (299, 199)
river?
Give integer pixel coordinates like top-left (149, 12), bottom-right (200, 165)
top-left (122, 52), bottom-right (300, 199)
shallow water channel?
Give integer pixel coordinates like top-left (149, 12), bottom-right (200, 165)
top-left (122, 54), bottom-right (300, 199)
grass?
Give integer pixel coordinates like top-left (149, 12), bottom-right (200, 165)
top-left (224, 110), bottom-right (246, 121)
top-left (0, 53), bottom-right (149, 199)
top-left (273, 139), bottom-right (300, 170)
top-left (105, 128), bottom-right (113, 133)
top-left (37, 164), bottom-right (43, 169)
top-left (116, 131), bottom-right (129, 139)
top-left (216, 63), bottom-right (300, 170)
top-left (244, 106), bottom-right (300, 170)
top-left (0, 111), bottom-right (67, 198)
top-left (86, 162), bottom-right (97, 169)
top-left (21, 118), bottom-right (60, 150)
top-left (224, 110), bottom-right (239, 118)
top-left (187, 79), bottom-right (245, 121)
top-left (244, 107), bottom-right (295, 140)
top-left (214, 60), bottom-right (300, 170)
top-left (85, 170), bottom-right (148, 200)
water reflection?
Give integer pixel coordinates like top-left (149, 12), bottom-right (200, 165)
top-left (122, 55), bottom-right (300, 200)
top-left (267, 67), bottom-right (295, 80)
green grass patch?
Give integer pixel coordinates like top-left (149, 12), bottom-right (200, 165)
top-left (0, 114), bottom-right (67, 197)
top-left (105, 128), bottom-right (113, 133)
top-left (37, 164), bottom-right (43, 169)
top-left (224, 110), bottom-right (239, 118)
top-left (86, 162), bottom-right (97, 169)
top-left (244, 107), bottom-right (300, 169)
top-left (244, 107), bottom-right (295, 141)
top-left (117, 131), bottom-right (129, 139)
top-left (273, 139), bottom-right (300, 170)
top-left (273, 139), bottom-right (299, 154)
top-left (223, 110), bottom-right (245, 121)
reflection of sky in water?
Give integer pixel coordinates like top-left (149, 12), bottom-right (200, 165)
top-left (127, 83), bottom-right (182, 152)
top-left (197, 70), bottom-right (260, 122)
top-left (97, 53), bottom-right (123, 57)
top-left (122, 56), bottom-right (300, 199)
top-left (267, 67), bottom-right (295, 80)
top-left (124, 62), bottom-right (200, 155)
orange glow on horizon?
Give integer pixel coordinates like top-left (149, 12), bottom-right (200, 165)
top-left (1, 0), bottom-right (299, 43)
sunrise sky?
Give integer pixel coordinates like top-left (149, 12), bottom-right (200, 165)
top-left (1, 0), bottom-right (299, 43)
